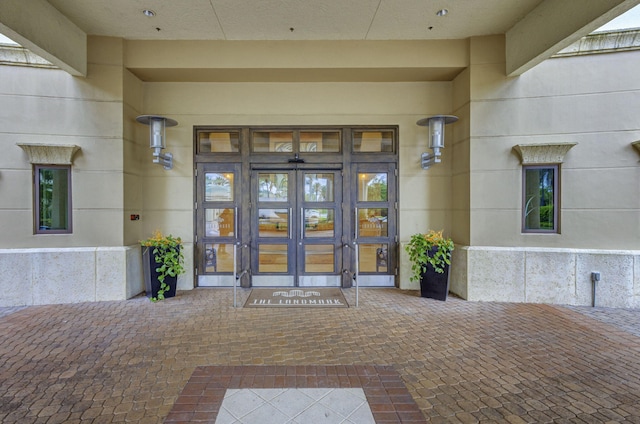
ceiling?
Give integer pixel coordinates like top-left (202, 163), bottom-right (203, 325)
top-left (47, 0), bottom-right (545, 41)
top-left (2, 0), bottom-right (639, 80)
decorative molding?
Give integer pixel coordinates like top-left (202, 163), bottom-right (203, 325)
top-left (512, 142), bottom-right (577, 164)
top-left (17, 143), bottom-right (81, 165)
top-left (633, 141), bottom-right (640, 156)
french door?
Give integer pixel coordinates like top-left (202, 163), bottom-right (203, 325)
top-left (250, 166), bottom-right (343, 287)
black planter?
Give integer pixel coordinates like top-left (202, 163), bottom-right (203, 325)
top-left (419, 248), bottom-right (450, 301)
top-left (142, 246), bottom-right (178, 299)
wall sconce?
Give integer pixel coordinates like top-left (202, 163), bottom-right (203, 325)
top-left (416, 115), bottom-right (458, 170)
top-left (135, 115), bottom-right (178, 170)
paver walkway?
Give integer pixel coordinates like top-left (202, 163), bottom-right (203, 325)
top-left (1, 288), bottom-right (640, 423)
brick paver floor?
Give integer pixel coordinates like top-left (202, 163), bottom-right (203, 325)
top-left (1, 288), bottom-right (640, 423)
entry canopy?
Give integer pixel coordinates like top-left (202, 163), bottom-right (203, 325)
top-left (0, 0), bottom-right (638, 78)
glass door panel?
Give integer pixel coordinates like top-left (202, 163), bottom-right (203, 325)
top-left (357, 172), bottom-right (387, 201)
top-left (258, 173), bottom-right (289, 201)
top-left (304, 244), bottom-right (335, 273)
top-left (196, 164), bottom-right (242, 287)
top-left (252, 170), bottom-right (295, 286)
top-left (357, 208), bottom-right (388, 238)
top-left (353, 163), bottom-right (396, 287)
top-left (251, 168), bottom-right (342, 287)
top-left (357, 243), bottom-right (388, 273)
top-left (258, 208), bottom-right (289, 237)
top-left (258, 244), bottom-right (289, 273)
top-left (205, 172), bottom-right (234, 201)
top-left (304, 208), bottom-right (334, 238)
top-left (205, 208), bottom-right (235, 237)
top-left (304, 173), bottom-right (334, 201)
top-left (204, 242), bottom-right (234, 273)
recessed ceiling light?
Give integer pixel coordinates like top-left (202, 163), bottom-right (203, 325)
top-left (142, 9), bottom-right (156, 17)
top-left (436, 9), bottom-right (449, 17)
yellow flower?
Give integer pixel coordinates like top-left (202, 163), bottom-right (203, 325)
top-left (424, 230), bottom-right (444, 244)
top-left (141, 230), bottom-right (182, 247)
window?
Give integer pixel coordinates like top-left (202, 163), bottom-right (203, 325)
top-left (523, 165), bottom-right (558, 233)
top-left (197, 131), bottom-right (240, 153)
top-left (352, 130), bottom-right (394, 152)
top-left (35, 165), bottom-right (71, 234)
top-left (249, 130), bottom-right (341, 153)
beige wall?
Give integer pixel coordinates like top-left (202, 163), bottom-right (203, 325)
top-left (451, 68), bottom-right (472, 246)
top-left (448, 36), bottom-right (640, 307)
top-left (0, 37), bottom-right (126, 249)
top-left (123, 68), bottom-right (145, 246)
top-left (139, 80), bottom-right (454, 290)
top-left (466, 35), bottom-right (640, 250)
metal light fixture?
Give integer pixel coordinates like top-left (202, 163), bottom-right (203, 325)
top-left (416, 115), bottom-right (458, 170)
top-left (136, 115), bottom-right (178, 170)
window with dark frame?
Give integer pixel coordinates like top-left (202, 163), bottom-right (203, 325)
top-left (35, 164), bottom-right (72, 234)
top-left (523, 165), bottom-right (558, 233)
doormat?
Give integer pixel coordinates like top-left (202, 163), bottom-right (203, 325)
top-left (244, 288), bottom-right (348, 308)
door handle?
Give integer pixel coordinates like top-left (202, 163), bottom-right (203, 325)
top-left (354, 207), bottom-right (358, 240)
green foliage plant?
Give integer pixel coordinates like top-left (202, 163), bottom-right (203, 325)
top-left (141, 230), bottom-right (185, 302)
top-left (405, 230), bottom-right (454, 282)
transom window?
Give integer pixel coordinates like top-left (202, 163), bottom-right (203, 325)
top-left (251, 131), bottom-right (341, 153)
top-left (198, 131), bottom-right (240, 153)
top-left (353, 130), bottom-right (394, 152)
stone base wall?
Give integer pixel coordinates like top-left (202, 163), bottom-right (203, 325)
top-left (0, 246), bottom-right (146, 306)
top-left (450, 246), bottom-right (640, 308)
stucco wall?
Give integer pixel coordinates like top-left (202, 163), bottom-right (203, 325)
top-left (0, 37), bottom-right (126, 249)
top-left (0, 37), bottom-right (146, 305)
top-left (467, 36), bottom-right (640, 250)
top-left (447, 36), bottom-right (640, 307)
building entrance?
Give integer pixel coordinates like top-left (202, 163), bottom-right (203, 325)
top-left (194, 126), bottom-right (398, 288)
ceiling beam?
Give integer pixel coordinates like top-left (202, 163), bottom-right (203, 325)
top-left (506, 0), bottom-right (640, 76)
top-left (0, 0), bottom-right (86, 76)
top-left (124, 39), bottom-right (468, 83)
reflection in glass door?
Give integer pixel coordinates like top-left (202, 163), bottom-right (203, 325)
top-left (353, 163), bottom-right (397, 287)
top-left (196, 164), bottom-right (241, 287)
top-left (251, 168), bottom-right (342, 287)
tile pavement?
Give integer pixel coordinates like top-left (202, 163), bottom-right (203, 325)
top-left (1, 288), bottom-right (640, 423)
top-left (214, 387), bottom-right (375, 424)
top-left (168, 365), bottom-right (421, 423)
